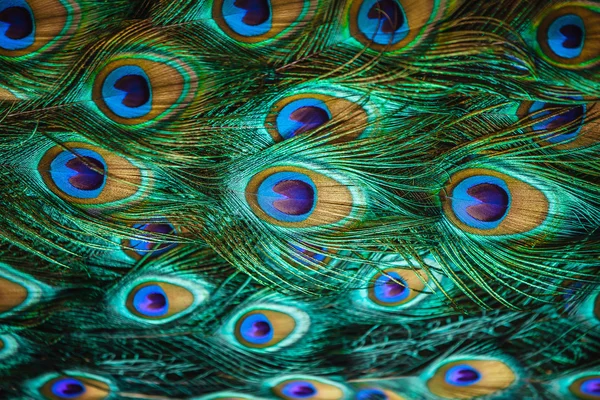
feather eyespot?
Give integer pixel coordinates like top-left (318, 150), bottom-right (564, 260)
top-left (517, 101), bottom-right (599, 149)
top-left (0, 334), bottom-right (18, 360)
top-left (212, 0), bottom-right (313, 44)
top-left (348, 0), bottom-right (443, 53)
top-left (121, 221), bottom-right (178, 260)
top-left (36, 374), bottom-right (112, 400)
top-left (92, 54), bottom-right (198, 125)
top-left (354, 387), bottom-right (406, 400)
top-left (569, 375), bottom-right (600, 399)
top-left (441, 168), bottom-right (550, 236)
top-left (245, 166), bottom-right (363, 228)
top-left (0, 263), bottom-right (49, 318)
top-left (425, 358), bottom-right (516, 399)
top-left (125, 281), bottom-right (200, 322)
top-left (226, 304), bottom-right (310, 351)
top-left (533, 2), bottom-right (600, 69)
top-left (368, 268), bottom-right (429, 308)
top-left (266, 93), bottom-right (371, 143)
top-left (0, 0), bottom-right (79, 57)
top-left (270, 376), bottom-right (349, 400)
top-left (193, 393), bottom-right (256, 400)
top-left (38, 142), bottom-right (149, 208)
top-left (111, 276), bottom-right (209, 324)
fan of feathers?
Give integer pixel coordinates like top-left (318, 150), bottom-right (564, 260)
top-left (0, 0), bottom-right (599, 399)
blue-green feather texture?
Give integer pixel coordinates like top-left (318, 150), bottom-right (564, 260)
top-left (0, 0), bottom-right (599, 399)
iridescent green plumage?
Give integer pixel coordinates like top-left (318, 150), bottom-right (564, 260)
top-left (0, 0), bottom-right (599, 399)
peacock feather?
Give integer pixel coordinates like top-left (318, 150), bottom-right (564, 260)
top-left (0, 0), bottom-right (599, 398)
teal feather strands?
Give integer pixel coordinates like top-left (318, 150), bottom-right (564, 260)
top-left (0, 0), bottom-right (599, 398)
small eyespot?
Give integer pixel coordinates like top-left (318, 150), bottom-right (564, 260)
top-left (0, 334), bottom-right (19, 360)
top-left (269, 375), bottom-right (350, 400)
top-left (368, 268), bottom-right (428, 308)
top-left (126, 281), bottom-right (194, 321)
top-left (354, 387), bottom-right (406, 400)
top-left (122, 221), bottom-right (178, 260)
top-left (37, 374), bottom-right (112, 400)
top-left (227, 305), bottom-right (310, 351)
top-left (426, 358), bottom-right (517, 399)
top-left (571, 376), bottom-right (600, 399)
top-left (0, 262), bottom-right (48, 318)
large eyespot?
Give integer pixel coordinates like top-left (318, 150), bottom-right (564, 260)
top-left (441, 168), bottom-right (550, 236)
top-left (0, 0), bottom-right (79, 57)
top-left (38, 142), bottom-right (149, 208)
top-left (354, 386), bottom-right (406, 400)
top-left (569, 375), bottom-right (600, 399)
top-left (533, 2), bottom-right (600, 69)
top-left (245, 166), bottom-right (363, 228)
top-left (348, 0), bottom-right (443, 53)
top-left (0, 262), bottom-right (49, 318)
top-left (0, 334), bottom-right (19, 360)
top-left (270, 376), bottom-right (350, 400)
top-left (266, 93), bottom-right (371, 143)
top-left (225, 304), bottom-right (310, 351)
top-left (111, 276), bottom-right (209, 324)
top-left (121, 221), bottom-right (178, 260)
top-left (426, 359), bottom-right (516, 399)
top-left (212, 0), bottom-right (313, 44)
top-left (517, 101), bottom-right (599, 150)
top-left (36, 374), bottom-right (113, 400)
top-left (368, 268), bottom-right (429, 308)
top-left (92, 54), bottom-right (198, 125)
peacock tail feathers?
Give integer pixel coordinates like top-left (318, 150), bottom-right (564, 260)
top-left (0, 0), bottom-right (599, 398)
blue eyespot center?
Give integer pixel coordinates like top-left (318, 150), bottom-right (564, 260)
top-left (291, 245), bottom-right (328, 265)
top-left (51, 378), bottom-right (86, 399)
top-left (445, 365), bottom-right (482, 386)
top-left (528, 101), bottom-right (585, 144)
top-left (130, 223), bottom-right (177, 256)
top-left (49, 149), bottom-right (108, 199)
top-left (133, 284), bottom-right (169, 317)
top-left (257, 172), bottom-right (317, 222)
top-left (222, 0), bottom-right (272, 36)
top-left (581, 378), bottom-right (600, 395)
top-left (547, 14), bottom-right (585, 59)
top-left (358, 0), bottom-right (408, 45)
top-left (282, 381), bottom-right (317, 398)
top-left (356, 388), bottom-right (388, 400)
top-left (240, 313), bottom-right (274, 344)
top-left (102, 65), bottom-right (152, 119)
top-left (451, 176), bottom-right (511, 230)
top-left (374, 272), bottom-right (409, 303)
top-left (0, 1), bottom-right (35, 51)
top-left (276, 98), bottom-right (332, 139)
